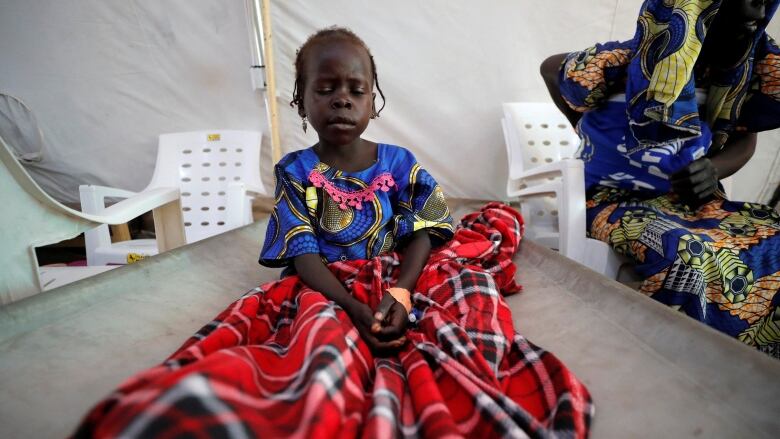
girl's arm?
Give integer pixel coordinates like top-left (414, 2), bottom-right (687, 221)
top-left (540, 53), bottom-right (582, 128)
top-left (294, 253), bottom-right (362, 313)
top-left (394, 230), bottom-right (432, 292)
top-left (293, 254), bottom-right (405, 352)
top-left (372, 230), bottom-right (432, 340)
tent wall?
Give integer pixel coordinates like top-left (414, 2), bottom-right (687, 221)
top-left (1, 0), bottom-right (779, 204)
top-left (0, 0), bottom-right (269, 204)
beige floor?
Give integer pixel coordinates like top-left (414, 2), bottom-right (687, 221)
top-left (1, 213), bottom-right (778, 438)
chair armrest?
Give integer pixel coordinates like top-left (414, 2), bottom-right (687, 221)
top-left (244, 184), bottom-right (266, 196)
top-left (511, 181), bottom-right (562, 199)
top-left (79, 184), bottom-right (139, 214)
top-left (94, 186), bottom-right (186, 253)
top-left (508, 159), bottom-right (583, 198)
top-left (79, 184), bottom-right (138, 201)
top-left (509, 158), bottom-right (588, 262)
top-left (81, 186), bottom-right (185, 253)
top-left (517, 158), bottom-right (583, 181)
top-left (225, 182), bottom-right (256, 228)
top-left (91, 187), bottom-right (181, 225)
top-left (227, 182), bottom-right (266, 197)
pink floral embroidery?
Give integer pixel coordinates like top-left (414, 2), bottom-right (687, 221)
top-left (308, 169), bottom-right (395, 210)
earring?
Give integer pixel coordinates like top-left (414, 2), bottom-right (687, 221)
top-left (301, 116), bottom-right (307, 133)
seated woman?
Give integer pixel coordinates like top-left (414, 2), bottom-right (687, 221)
top-left (541, 0), bottom-right (780, 357)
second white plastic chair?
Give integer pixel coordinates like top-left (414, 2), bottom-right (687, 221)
top-left (502, 102), bottom-right (624, 278)
top-left (80, 130), bottom-right (266, 266)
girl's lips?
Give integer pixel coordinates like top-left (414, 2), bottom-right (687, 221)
top-left (327, 118), bottom-right (356, 130)
top-left (328, 116), bottom-right (356, 124)
top-left (328, 123), bottom-right (356, 130)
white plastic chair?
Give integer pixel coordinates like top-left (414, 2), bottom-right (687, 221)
top-left (502, 102), bottom-right (625, 278)
top-left (0, 134), bottom-right (185, 304)
top-left (80, 130), bottom-right (266, 266)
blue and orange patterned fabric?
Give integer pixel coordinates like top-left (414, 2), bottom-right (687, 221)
top-left (259, 143), bottom-right (454, 270)
top-left (562, 0), bottom-right (780, 150)
top-left (587, 189), bottom-right (780, 357)
top-left (574, 89), bottom-right (715, 194)
top-left (556, 0), bottom-right (780, 357)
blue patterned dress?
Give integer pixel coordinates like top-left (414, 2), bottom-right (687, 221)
top-left (259, 144), bottom-right (454, 273)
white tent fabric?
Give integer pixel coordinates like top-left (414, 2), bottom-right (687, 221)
top-left (1, 0), bottom-right (779, 204)
top-left (0, 93), bottom-right (45, 163)
top-left (0, 1), bottom-right (268, 204)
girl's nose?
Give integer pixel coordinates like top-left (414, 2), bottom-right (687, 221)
top-left (331, 96), bottom-right (352, 109)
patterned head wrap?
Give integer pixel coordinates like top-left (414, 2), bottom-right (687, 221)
top-left (560, 0), bottom-right (780, 151)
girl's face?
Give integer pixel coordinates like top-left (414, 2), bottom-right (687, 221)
top-left (301, 39), bottom-right (375, 148)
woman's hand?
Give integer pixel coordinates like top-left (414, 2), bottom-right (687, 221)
top-left (671, 157), bottom-right (719, 208)
top-left (670, 131), bottom-right (757, 208)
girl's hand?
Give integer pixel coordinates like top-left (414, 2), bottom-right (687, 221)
top-left (376, 301), bottom-right (410, 341)
top-left (374, 292), bottom-right (410, 341)
top-left (345, 301), bottom-right (406, 356)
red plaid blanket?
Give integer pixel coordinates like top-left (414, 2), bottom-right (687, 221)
top-left (74, 203), bottom-right (593, 438)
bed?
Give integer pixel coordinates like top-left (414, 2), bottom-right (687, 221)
top-left (1, 217), bottom-right (778, 438)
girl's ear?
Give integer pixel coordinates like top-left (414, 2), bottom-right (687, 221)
top-left (297, 104), bottom-right (306, 118)
top-left (371, 92), bottom-right (378, 119)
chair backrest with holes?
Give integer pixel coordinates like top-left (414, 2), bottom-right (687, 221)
top-left (502, 103), bottom-right (581, 248)
top-left (147, 130), bottom-right (263, 243)
top-left (503, 103), bottom-right (579, 176)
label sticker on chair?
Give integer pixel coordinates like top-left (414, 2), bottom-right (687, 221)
top-left (207, 133), bottom-right (221, 141)
top-left (127, 253), bottom-right (148, 264)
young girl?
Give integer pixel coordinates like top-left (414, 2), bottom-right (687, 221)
top-left (257, 27), bottom-right (455, 354)
top-left (73, 27), bottom-right (592, 438)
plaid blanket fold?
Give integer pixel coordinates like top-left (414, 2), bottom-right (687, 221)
top-left (73, 202), bottom-right (593, 438)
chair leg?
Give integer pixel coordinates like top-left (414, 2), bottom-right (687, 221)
top-left (152, 199), bottom-right (186, 252)
top-left (110, 223), bottom-right (132, 243)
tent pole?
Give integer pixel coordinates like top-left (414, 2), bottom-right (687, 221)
top-left (258, 0), bottom-right (281, 164)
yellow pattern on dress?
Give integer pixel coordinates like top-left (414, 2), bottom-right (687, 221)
top-left (644, 0), bottom-right (713, 105)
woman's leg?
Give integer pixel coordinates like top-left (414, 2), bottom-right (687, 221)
top-left (586, 188), bottom-right (780, 357)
